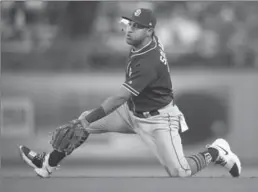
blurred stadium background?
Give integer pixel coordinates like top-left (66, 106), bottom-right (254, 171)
top-left (1, 0), bottom-right (258, 182)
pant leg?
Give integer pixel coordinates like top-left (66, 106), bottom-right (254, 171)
top-left (153, 122), bottom-right (191, 177)
top-left (81, 104), bottom-right (135, 134)
top-left (133, 125), bottom-right (165, 166)
top-left (133, 105), bottom-right (192, 177)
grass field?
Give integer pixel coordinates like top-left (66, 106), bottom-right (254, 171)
top-left (2, 164), bottom-right (258, 192)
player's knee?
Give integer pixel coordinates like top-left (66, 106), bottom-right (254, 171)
top-left (166, 167), bottom-right (191, 177)
top-left (178, 168), bottom-right (191, 177)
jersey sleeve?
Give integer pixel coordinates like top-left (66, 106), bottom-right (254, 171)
top-left (122, 59), bottom-right (156, 96)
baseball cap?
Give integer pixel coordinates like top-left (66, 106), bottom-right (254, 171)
top-left (122, 8), bottom-right (157, 28)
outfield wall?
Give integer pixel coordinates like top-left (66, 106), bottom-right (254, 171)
top-left (1, 70), bottom-right (258, 164)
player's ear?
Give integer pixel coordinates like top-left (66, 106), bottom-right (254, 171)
top-left (147, 28), bottom-right (154, 37)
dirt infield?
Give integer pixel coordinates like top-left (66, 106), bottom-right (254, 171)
top-left (2, 177), bottom-right (258, 192)
top-left (2, 165), bottom-right (258, 192)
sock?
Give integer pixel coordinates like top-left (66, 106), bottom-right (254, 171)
top-left (187, 151), bottom-right (213, 175)
top-left (48, 150), bottom-right (66, 167)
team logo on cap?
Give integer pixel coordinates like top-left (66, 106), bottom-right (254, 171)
top-left (134, 9), bottom-right (141, 17)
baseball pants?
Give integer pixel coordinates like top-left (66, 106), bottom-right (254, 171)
top-left (79, 102), bottom-right (192, 177)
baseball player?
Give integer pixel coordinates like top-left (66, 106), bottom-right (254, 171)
top-left (19, 8), bottom-right (241, 178)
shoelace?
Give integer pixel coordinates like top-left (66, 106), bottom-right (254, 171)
top-left (34, 152), bottom-right (60, 171)
top-left (31, 152), bottom-right (46, 168)
top-left (215, 156), bottom-right (227, 166)
top-left (34, 152), bottom-right (46, 161)
top-left (206, 144), bottom-right (227, 166)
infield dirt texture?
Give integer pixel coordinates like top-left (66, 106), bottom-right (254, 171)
top-left (2, 164), bottom-right (257, 192)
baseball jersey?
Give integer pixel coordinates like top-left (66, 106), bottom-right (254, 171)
top-left (122, 36), bottom-right (174, 112)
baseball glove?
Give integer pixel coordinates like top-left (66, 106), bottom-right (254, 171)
top-left (50, 119), bottom-right (89, 155)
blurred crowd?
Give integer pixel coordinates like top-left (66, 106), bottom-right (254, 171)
top-left (2, 1), bottom-right (258, 71)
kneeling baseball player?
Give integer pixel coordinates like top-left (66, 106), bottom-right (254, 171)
top-left (19, 8), bottom-right (241, 178)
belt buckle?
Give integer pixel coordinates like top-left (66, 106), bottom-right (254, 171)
top-left (143, 111), bottom-right (150, 118)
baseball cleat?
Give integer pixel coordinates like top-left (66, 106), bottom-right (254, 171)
top-left (18, 145), bottom-right (58, 178)
top-left (207, 138), bottom-right (241, 177)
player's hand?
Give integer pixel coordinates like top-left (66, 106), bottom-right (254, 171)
top-left (65, 118), bottom-right (89, 131)
top-left (78, 118), bottom-right (90, 129)
top-left (78, 111), bottom-right (91, 129)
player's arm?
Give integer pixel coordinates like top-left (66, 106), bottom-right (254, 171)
top-left (79, 87), bottom-right (131, 127)
top-left (101, 86), bottom-right (131, 115)
top-left (78, 58), bottom-right (154, 128)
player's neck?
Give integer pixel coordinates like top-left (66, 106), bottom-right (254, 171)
top-left (132, 37), bottom-right (153, 52)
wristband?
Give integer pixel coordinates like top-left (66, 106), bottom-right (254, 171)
top-left (85, 106), bottom-right (106, 123)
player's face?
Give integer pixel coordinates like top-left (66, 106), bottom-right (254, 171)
top-left (125, 21), bottom-right (149, 46)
